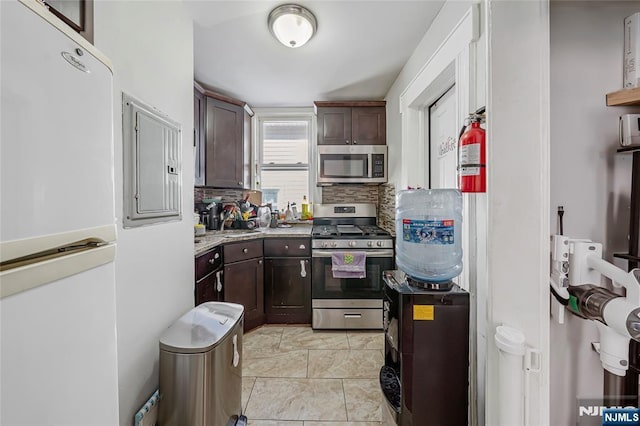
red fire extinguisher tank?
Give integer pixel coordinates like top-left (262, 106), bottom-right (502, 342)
top-left (458, 118), bottom-right (486, 193)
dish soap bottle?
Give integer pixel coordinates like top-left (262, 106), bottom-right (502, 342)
top-left (285, 202), bottom-right (293, 221)
top-left (301, 195), bottom-right (309, 220)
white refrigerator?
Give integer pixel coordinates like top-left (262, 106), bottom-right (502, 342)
top-left (1, 1), bottom-right (120, 424)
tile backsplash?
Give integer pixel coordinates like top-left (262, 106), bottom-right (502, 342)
top-left (196, 185), bottom-right (396, 236)
top-left (194, 187), bottom-right (244, 203)
top-left (378, 183), bottom-right (396, 236)
top-left (320, 184), bottom-right (396, 235)
top-left (321, 185), bottom-right (379, 204)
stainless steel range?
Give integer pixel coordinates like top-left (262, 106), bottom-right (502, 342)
top-left (311, 203), bottom-right (394, 329)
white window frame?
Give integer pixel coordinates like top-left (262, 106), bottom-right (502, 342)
top-left (251, 108), bottom-right (319, 204)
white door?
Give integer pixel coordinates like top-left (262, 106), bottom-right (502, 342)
top-left (429, 85), bottom-right (457, 189)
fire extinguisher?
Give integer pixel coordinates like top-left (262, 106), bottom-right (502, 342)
top-left (458, 106), bottom-right (486, 193)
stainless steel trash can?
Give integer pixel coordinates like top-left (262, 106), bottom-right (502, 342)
top-left (158, 302), bottom-right (245, 426)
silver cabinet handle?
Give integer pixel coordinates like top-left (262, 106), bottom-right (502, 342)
top-left (284, 245), bottom-right (289, 250)
top-left (299, 244), bottom-right (305, 249)
top-left (208, 258), bottom-right (215, 264)
top-left (299, 260), bottom-right (307, 278)
top-left (353, 140), bottom-right (357, 144)
top-left (238, 181), bottom-right (243, 186)
top-left (216, 271), bottom-right (223, 292)
top-left (258, 260), bottom-right (263, 265)
top-left (243, 248), bottom-right (248, 253)
top-left (344, 313), bottom-right (362, 319)
top-left (345, 140), bottom-right (350, 144)
top-left (214, 253), bottom-right (220, 259)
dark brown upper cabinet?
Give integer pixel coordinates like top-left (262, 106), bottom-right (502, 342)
top-left (198, 90), bottom-right (253, 189)
top-left (315, 101), bottom-right (386, 145)
top-left (193, 87), bottom-right (206, 186)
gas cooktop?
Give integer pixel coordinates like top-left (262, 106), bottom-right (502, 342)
top-left (311, 224), bottom-right (391, 239)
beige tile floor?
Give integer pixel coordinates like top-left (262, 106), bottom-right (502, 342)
top-left (242, 325), bottom-right (385, 426)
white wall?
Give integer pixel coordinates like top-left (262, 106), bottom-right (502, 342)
top-left (550, 2), bottom-right (638, 424)
top-left (484, 1), bottom-right (550, 424)
top-left (93, 3), bottom-right (195, 424)
top-left (385, 1), bottom-right (490, 425)
top-left (386, 0), bottom-right (483, 187)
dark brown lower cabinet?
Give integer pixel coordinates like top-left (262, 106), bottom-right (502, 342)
top-left (195, 246), bottom-right (223, 305)
top-left (224, 257), bottom-right (264, 332)
top-left (263, 238), bottom-right (311, 324)
top-left (264, 258), bottom-right (311, 323)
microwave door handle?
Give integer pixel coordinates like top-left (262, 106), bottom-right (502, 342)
top-left (367, 154), bottom-right (372, 178)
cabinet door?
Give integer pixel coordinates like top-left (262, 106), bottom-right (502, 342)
top-left (317, 107), bottom-right (352, 145)
top-left (224, 258), bottom-right (264, 332)
top-left (195, 271), bottom-right (221, 306)
top-left (264, 258), bottom-right (311, 324)
top-left (194, 89), bottom-right (205, 186)
top-left (205, 97), bottom-right (244, 188)
top-left (352, 107), bottom-right (386, 145)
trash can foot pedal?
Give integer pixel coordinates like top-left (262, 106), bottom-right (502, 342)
top-left (235, 415), bottom-right (247, 426)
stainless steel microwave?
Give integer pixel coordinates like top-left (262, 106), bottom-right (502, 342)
top-left (316, 145), bottom-right (387, 185)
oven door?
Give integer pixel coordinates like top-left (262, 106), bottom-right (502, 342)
top-left (311, 249), bottom-right (394, 299)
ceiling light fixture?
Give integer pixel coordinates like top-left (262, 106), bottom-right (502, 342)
top-left (268, 4), bottom-right (317, 49)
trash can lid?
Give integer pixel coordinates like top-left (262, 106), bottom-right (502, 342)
top-left (159, 302), bottom-right (244, 354)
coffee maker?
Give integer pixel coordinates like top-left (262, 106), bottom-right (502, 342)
top-left (197, 202), bottom-right (220, 231)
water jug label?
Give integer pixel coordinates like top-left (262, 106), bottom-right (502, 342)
top-left (402, 219), bottom-right (454, 245)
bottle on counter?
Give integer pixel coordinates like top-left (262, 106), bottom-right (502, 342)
top-left (301, 195), bottom-right (309, 220)
top-left (285, 202), bottom-right (293, 221)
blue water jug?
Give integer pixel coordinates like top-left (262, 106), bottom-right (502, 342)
top-left (395, 188), bottom-right (463, 282)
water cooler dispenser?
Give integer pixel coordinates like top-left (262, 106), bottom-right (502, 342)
top-left (380, 189), bottom-right (470, 425)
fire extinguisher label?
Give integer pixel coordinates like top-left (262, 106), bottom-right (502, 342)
top-left (459, 143), bottom-right (482, 176)
top-left (460, 166), bottom-right (480, 176)
top-left (402, 219), bottom-right (455, 245)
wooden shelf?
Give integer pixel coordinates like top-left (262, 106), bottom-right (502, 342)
top-left (606, 87), bottom-right (640, 106)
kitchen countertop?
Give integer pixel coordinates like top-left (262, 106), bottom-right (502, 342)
top-left (194, 224), bottom-right (313, 256)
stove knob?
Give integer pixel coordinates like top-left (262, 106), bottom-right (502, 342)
top-left (367, 241), bottom-right (373, 247)
top-left (321, 242), bottom-right (327, 248)
top-left (349, 241), bottom-right (356, 248)
top-left (331, 242), bottom-right (338, 248)
top-left (377, 241), bottom-right (383, 247)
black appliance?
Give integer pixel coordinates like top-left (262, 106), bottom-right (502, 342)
top-left (381, 269), bottom-right (470, 426)
top-left (311, 203), bottom-right (393, 329)
top-left (196, 202), bottom-right (221, 231)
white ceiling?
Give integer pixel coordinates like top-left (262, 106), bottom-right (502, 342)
top-left (188, 1), bottom-right (445, 108)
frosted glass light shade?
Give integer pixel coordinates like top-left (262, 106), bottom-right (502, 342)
top-left (268, 4), bottom-right (317, 48)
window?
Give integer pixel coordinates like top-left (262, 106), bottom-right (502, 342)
top-left (257, 116), bottom-right (312, 213)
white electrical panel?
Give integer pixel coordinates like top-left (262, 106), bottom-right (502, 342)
top-left (123, 93), bottom-right (182, 228)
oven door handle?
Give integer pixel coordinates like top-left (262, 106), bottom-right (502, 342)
top-left (311, 249), bottom-right (395, 258)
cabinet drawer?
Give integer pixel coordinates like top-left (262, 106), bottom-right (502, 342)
top-left (195, 246), bottom-right (223, 281)
top-left (224, 239), bottom-right (263, 263)
top-left (264, 238), bottom-right (311, 257)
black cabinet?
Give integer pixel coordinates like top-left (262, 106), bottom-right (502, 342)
top-left (381, 272), bottom-right (469, 425)
top-left (194, 246), bottom-right (223, 305)
top-left (264, 238), bottom-right (311, 324)
top-left (315, 101), bottom-right (386, 145)
top-left (223, 240), bottom-right (264, 332)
